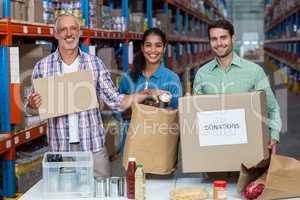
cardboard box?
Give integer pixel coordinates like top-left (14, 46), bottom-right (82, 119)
top-left (178, 91), bottom-right (270, 172)
top-left (129, 12), bottom-right (144, 33)
top-left (27, 0), bottom-right (43, 23)
top-left (17, 45), bottom-right (51, 131)
top-left (33, 70), bottom-right (99, 120)
top-left (10, 0), bottom-right (27, 21)
top-left (0, 0), bottom-right (3, 18)
top-left (20, 45), bottom-right (51, 87)
top-left (96, 47), bottom-right (118, 83)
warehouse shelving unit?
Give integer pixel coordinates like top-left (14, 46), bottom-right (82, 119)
top-left (0, 0), bottom-right (226, 198)
top-left (264, 0), bottom-right (300, 92)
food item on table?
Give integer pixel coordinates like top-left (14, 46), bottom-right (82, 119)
top-left (169, 187), bottom-right (209, 200)
top-left (135, 164), bottom-right (145, 200)
top-left (213, 181), bottom-right (227, 200)
top-left (243, 172), bottom-right (267, 199)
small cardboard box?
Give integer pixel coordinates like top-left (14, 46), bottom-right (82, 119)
top-left (27, 0), bottom-right (43, 23)
top-left (178, 91), bottom-right (270, 172)
top-left (10, 0), bottom-right (27, 21)
top-left (96, 47), bottom-right (118, 83)
top-left (17, 45), bottom-right (51, 131)
top-left (33, 70), bottom-right (99, 120)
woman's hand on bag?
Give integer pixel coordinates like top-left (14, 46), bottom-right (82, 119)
top-left (268, 139), bottom-right (278, 154)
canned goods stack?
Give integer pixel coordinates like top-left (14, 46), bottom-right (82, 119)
top-left (53, 1), bottom-right (85, 26)
top-left (43, 0), bottom-right (55, 24)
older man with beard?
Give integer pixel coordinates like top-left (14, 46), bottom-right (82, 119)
top-left (26, 13), bottom-right (150, 177)
top-left (193, 19), bottom-right (281, 154)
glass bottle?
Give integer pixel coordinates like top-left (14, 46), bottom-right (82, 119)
top-left (126, 157), bottom-right (136, 199)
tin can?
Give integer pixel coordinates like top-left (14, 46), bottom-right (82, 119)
top-left (158, 93), bottom-right (172, 108)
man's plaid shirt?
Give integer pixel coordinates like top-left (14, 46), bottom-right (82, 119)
top-left (28, 48), bottom-right (123, 152)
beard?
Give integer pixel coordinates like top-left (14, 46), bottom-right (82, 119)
top-left (213, 44), bottom-right (233, 58)
top-left (60, 36), bottom-right (80, 50)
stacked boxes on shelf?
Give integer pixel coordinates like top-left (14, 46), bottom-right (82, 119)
top-left (264, 0), bottom-right (300, 93)
top-left (129, 12), bottom-right (145, 33)
top-left (8, 0), bottom-right (102, 27)
top-left (155, 10), bottom-right (173, 35)
top-left (17, 44), bottom-right (52, 131)
top-left (43, 0), bottom-right (55, 24)
top-left (10, 0), bottom-right (27, 21)
top-left (27, 0), bottom-right (44, 23)
top-left (265, 0), bottom-right (300, 39)
top-left (89, 0), bottom-right (102, 28)
top-left (52, 0), bottom-right (84, 26)
top-left (101, 7), bottom-right (126, 31)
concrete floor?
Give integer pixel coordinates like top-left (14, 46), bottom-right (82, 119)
top-left (111, 62), bottom-right (300, 177)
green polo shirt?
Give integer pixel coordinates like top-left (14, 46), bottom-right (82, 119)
top-left (193, 52), bottom-right (281, 141)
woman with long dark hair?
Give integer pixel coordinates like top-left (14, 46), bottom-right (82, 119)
top-left (119, 28), bottom-right (182, 109)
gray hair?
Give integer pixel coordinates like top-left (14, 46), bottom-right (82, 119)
top-left (54, 12), bottom-right (80, 32)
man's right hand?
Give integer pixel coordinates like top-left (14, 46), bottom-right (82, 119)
top-left (28, 92), bottom-right (42, 109)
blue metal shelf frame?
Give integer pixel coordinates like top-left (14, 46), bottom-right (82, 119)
top-left (81, 0), bottom-right (90, 27)
top-left (175, 8), bottom-right (180, 61)
top-left (0, 46), bottom-right (15, 198)
top-left (122, 0), bottom-right (129, 72)
top-left (3, 0), bottom-right (10, 17)
top-left (164, 2), bottom-right (169, 64)
top-left (147, 0), bottom-right (153, 29)
top-left (1, 1), bottom-right (15, 199)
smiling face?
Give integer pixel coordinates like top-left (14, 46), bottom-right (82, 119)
top-left (54, 15), bottom-right (80, 51)
top-left (142, 34), bottom-right (165, 66)
top-left (209, 27), bottom-right (235, 58)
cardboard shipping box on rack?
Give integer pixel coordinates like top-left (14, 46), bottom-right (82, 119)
top-left (178, 91), bottom-right (270, 173)
top-left (33, 70), bottom-right (99, 120)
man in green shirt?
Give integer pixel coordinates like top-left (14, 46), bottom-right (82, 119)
top-left (193, 19), bottom-right (281, 154)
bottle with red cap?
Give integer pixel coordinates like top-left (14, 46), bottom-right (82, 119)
top-left (127, 157), bottom-right (136, 199)
top-left (213, 180), bottom-right (227, 200)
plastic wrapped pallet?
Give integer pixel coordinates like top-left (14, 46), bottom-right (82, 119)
top-left (15, 146), bottom-right (49, 193)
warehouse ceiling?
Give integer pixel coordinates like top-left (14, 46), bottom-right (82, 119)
top-left (227, 0), bottom-right (264, 21)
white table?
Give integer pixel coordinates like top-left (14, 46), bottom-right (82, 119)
top-left (19, 177), bottom-right (242, 200)
top-left (19, 177), bottom-right (300, 200)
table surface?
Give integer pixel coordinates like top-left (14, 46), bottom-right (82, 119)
top-left (19, 178), bottom-right (236, 200)
top-left (19, 177), bottom-right (300, 200)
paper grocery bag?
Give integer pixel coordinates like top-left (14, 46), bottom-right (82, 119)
top-left (237, 154), bottom-right (300, 199)
top-left (123, 103), bottom-right (179, 174)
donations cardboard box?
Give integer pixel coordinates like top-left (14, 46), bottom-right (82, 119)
top-left (178, 91), bottom-right (270, 172)
top-left (33, 70), bottom-right (99, 120)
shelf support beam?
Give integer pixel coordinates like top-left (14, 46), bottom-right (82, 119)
top-left (147, 0), bottom-right (153, 29)
top-left (3, 0), bottom-right (10, 17)
top-left (81, 0), bottom-right (90, 27)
